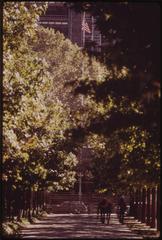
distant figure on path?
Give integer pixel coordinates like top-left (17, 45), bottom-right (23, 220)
top-left (97, 198), bottom-right (112, 224)
top-left (105, 200), bottom-right (112, 224)
top-left (117, 196), bottom-right (127, 224)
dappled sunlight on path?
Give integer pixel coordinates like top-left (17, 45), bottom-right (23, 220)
top-left (20, 213), bottom-right (143, 239)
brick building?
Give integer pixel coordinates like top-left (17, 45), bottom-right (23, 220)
top-left (39, 2), bottom-right (102, 51)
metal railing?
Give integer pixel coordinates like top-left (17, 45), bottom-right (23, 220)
top-left (40, 15), bottom-right (68, 21)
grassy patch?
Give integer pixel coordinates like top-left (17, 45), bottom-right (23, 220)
top-left (2, 221), bottom-right (21, 238)
top-left (2, 211), bottom-right (48, 238)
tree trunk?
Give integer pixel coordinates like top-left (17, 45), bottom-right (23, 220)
top-left (129, 188), bottom-right (135, 216)
top-left (151, 187), bottom-right (156, 228)
top-left (32, 191), bottom-right (36, 217)
top-left (36, 191), bottom-right (39, 215)
top-left (157, 186), bottom-right (160, 231)
top-left (146, 188), bottom-right (150, 226)
top-left (141, 188), bottom-right (146, 223)
top-left (138, 188), bottom-right (142, 222)
top-left (28, 187), bottom-right (32, 221)
top-left (134, 189), bottom-right (138, 219)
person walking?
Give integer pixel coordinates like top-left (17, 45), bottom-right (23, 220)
top-left (118, 196), bottom-right (127, 224)
top-left (105, 200), bottom-right (112, 225)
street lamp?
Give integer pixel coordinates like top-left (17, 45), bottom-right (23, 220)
top-left (78, 171), bottom-right (83, 203)
top-left (77, 151), bottom-right (83, 203)
top-left (77, 146), bottom-right (86, 203)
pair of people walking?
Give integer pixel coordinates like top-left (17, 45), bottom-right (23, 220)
top-left (97, 198), bottom-right (112, 224)
top-left (97, 196), bottom-right (127, 225)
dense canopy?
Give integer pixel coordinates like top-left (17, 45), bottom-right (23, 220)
top-left (3, 2), bottom-right (160, 198)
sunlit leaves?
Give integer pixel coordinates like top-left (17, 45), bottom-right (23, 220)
top-left (3, 2), bottom-right (77, 192)
top-left (3, 2), bottom-right (160, 195)
top-left (85, 124), bottom-right (160, 191)
top-left (3, 2), bottom-right (47, 52)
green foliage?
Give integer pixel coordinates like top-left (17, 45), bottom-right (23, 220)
top-left (3, 2), bottom-right (47, 52)
top-left (2, 221), bottom-right (21, 238)
top-left (86, 125), bottom-right (160, 192)
top-left (3, 2), bottom-right (160, 197)
top-left (3, 2), bottom-right (77, 192)
top-left (67, 2), bottom-right (160, 191)
top-left (32, 26), bottom-right (108, 130)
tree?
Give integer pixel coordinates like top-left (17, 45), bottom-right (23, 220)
top-left (66, 2), bottom-right (160, 191)
top-left (3, 3), bottom-right (78, 220)
top-left (32, 25), bottom-right (109, 145)
top-left (3, 2), bottom-right (50, 190)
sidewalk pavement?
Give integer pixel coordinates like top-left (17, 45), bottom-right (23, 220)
top-left (124, 216), bottom-right (160, 239)
top-left (20, 213), bottom-right (145, 239)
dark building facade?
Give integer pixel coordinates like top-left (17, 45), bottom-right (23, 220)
top-left (39, 2), bottom-right (102, 51)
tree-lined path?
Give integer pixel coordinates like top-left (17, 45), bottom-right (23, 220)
top-left (20, 213), bottom-right (143, 239)
top-left (2, 2), bottom-right (160, 239)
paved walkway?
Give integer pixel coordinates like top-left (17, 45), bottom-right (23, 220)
top-left (20, 213), bottom-right (143, 239)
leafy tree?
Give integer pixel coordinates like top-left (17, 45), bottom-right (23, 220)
top-left (66, 2), bottom-right (160, 191)
top-left (86, 125), bottom-right (159, 193)
top-left (3, 2), bottom-right (78, 197)
top-left (32, 26), bottom-right (109, 146)
top-left (3, 2), bottom-right (48, 189)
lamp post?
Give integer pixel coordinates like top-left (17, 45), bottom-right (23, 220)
top-left (78, 172), bottom-right (83, 203)
top-left (77, 144), bottom-right (91, 202)
top-left (77, 147), bottom-right (84, 203)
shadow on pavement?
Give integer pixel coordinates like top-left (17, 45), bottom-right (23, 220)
top-left (20, 214), bottom-right (143, 239)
